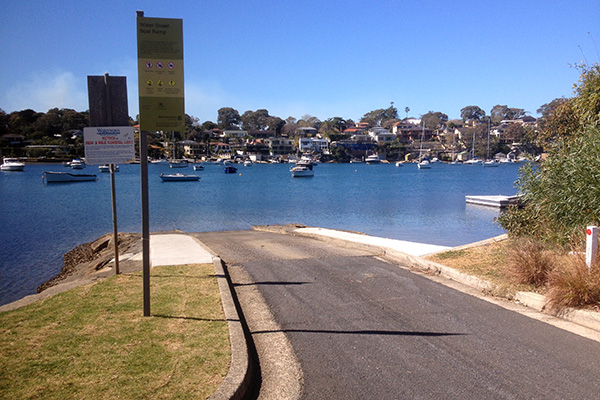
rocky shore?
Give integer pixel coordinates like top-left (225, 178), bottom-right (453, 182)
top-left (37, 232), bottom-right (142, 293)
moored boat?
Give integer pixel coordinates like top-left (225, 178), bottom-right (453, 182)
top-left (43, 171), bottom-right (97, 183)
top-left (160, 172), bottom-right (200, 181)
top-left (291, 161), bottom-right (314, 177)
top-left (69, 159), bottom-right (86, 169)
top-left (169, 159), bottom-right (188, 168)
top-left (193, 164), bottom-right (204, 171)
top-left (1, 157), bottom-right (25, 171)
top-left (99, 164), bottom-right (119, 172)
top-left (365, 154), bottom-right (381, 164)
top-left (224, 166), bottom-right (238, 174)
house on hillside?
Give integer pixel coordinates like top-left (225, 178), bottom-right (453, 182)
top-left (368, 127), bottom-right (395, 143)
top-left (299, 137), bottom-right (329, 153)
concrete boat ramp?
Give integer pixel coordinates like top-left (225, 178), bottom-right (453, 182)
top-left (466, 194), bottom-right (523, 208)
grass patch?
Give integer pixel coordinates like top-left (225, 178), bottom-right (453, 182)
top-left (426, 240), bottom-right (540, 296)
top-left (0, 264), bottom-right (230, 400)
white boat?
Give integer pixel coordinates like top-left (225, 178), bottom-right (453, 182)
top-left (69, 159), bottom-right (86, 169)
top-left (1, 157), bottom-right (25, 171)
top-left (244, 160), bottom-right (253, 167)
top-left (291, 164), bottom-right (314, 177)
top-left (482, 120), bottom-right (499, 167)
top-left (465, 157), bottom-right (482, 165)
top-left (169, 159), bottom-right (188, 168)
top-left (160, 172), bottom-right (200, 181)
top-left (395, 161), bottom-right (403, 167)
top-left (193, 164), bottom-right (204, 171)
top-left (99, 164), bottom-right (119, 172)
top-left (418, 159), bottom-right (431, 169)
top-left (365, 154), bottom-right (381, 164)
top-left (43, 171), bottom-right (97, 183)
top-left (417, 124), bottom-right (431, 169)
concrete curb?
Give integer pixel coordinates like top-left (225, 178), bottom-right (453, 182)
top-left (209, 256), bottom-right (254, 400)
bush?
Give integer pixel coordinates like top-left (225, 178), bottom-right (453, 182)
top-left (506, 238), bottom-right (555, 286)
top-left (546, 254), bottom-right (600, 311)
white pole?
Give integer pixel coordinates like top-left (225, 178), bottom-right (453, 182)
top-left (586, 226), bottom-right (598, 269)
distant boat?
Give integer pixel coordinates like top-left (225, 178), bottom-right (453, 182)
top-left (1, 157), bottom-right (25, 171)
top-left (169, 159), bottom-right (188, 168)
top-left (244, 160), bottom-right (253, 167)
top-left (69, 159), bottom-right (86, 169)
top-left (43, 171), bottom-right (97, 183)
top-left (193, 164), bottom-right (204, 171)
top-left (417, 124), bottom-right (431, 169)
top-left (291, 162), bottom-right (314, 177)
top-left (365, 154), bottom-right (382, 164)
top-left (99, 164), bottom-right (119, 172)
top-left (224, 166), bottom-right (238, 174)
top-left (395, 161), bottom-right (403, 167)
top-left (160, 172), bottom-right (200, 181)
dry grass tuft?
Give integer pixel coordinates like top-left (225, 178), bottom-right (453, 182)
top-left (506, 238), bottom-right (555, 286)
top-left (546, 254), bottom-right (600, 311)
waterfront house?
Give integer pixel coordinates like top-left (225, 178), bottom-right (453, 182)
top-left (299, 137), bottom-right (329, 153)
top-left (264, 137), bottom-right (294, 156)
top-left (295, 127), bottom-right (318, 137)
top-left (368, 127), bottom-right (395, 143)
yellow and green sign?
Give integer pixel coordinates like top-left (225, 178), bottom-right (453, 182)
top-left (137, 16), bottom-right (184, 132)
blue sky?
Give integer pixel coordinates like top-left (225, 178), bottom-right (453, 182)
top-left (1, 0), bottom-right (599, 123)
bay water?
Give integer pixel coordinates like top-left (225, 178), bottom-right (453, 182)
top-left (0, 161), bottom-right (523, 305)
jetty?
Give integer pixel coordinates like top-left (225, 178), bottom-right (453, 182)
top-left (465, 194), bottom-right (523, 209)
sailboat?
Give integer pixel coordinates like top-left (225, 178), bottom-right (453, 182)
top-left (483, 119), bottom-right (499, 167)
top-left (169, 131), bottom-right (189, 168)
top-left (417, 123), bottom-right (431, 169)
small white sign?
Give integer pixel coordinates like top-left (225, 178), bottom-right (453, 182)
top-left (84, 126), bottom-right (135, 165)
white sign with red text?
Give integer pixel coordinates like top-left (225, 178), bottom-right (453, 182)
top-left (84, 126), bottom-right (135, 165)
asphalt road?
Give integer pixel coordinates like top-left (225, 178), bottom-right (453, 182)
top-left (195, 230), bottom-right (600, 399)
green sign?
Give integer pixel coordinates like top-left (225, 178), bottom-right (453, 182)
top-left (137, 16), bottom-right (184, 132)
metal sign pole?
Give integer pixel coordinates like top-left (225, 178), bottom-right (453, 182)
top-left (140, 130), bottom-right (151, 316)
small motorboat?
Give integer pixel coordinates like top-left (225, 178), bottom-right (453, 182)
top-left (244, 160), bottom-right (253, 167)
top-left (193, 164), bottom-right (204, 171)
top-left (43, 171), bottom-right (97, 183)
top-left (160, 173), bottom-right (200, 181)
top-left (69, 159), bottom-right (86, 169)
top-left (224, 166), bottom-right (238, 174)
top-left (99, 164), bottom-right (119, 172)
top-left (169, 159), bottom-right (188, 168)
top-left (417, 159), bottom-right (431, 169)
top-left (1, 157), bottom-right (25, 171)
top-left (291, 162), bottom-right (314, 177)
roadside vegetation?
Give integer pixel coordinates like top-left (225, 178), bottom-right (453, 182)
top-left (0, 264), bottom-right (230, 399)
top-left (432, 63), bottom-right (600, 311)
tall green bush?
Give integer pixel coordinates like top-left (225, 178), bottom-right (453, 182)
top-left (498, 64), bottom-right (600, 246)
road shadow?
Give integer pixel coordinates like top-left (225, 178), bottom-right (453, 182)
top-left (252, 328), bottom-right (468, 337)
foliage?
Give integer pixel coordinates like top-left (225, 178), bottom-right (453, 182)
top-left (217, 107), bottom-right (241, 130)
top-left (421, 111), bottom-right (448, 129)
top-left (497, 64), bottom-right (600, 245)
top-left (490, 105), bottom-right (526, 125)
top-left (460, 105), bottom-right (485, 122)
top-left (360, 104), bottom-right (397, 127)
top-left (506, 238), bottom-right (555, 286)
top-left (546, 254), bottom-right (600, 310)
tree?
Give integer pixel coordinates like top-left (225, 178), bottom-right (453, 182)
top-left (460, 105), bottom-right (485, 122)
top-left (361, 105), bottom-right (398, 127)
top-left (490, 105), bottom-right (527, 124)
top-left (241, 109), bottom-right (270, 131)
top-left (421, 111), bottom-right (448, 130)
top-left (266, 116), bottom-right (285, 135)
top-left (217, 107), bottom-right (241, 130)
top-left (497, 63), bottom-right (600, 245)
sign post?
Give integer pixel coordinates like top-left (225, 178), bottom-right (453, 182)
top-left (137, 10), bottom-right (184, 316)
top-left (86, 74), bottom-right (132, 275)
top-left (586, 226), bottom-right (598, 270)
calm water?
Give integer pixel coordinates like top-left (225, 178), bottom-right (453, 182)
top-left (0, 161), bottom-right (523, 305)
